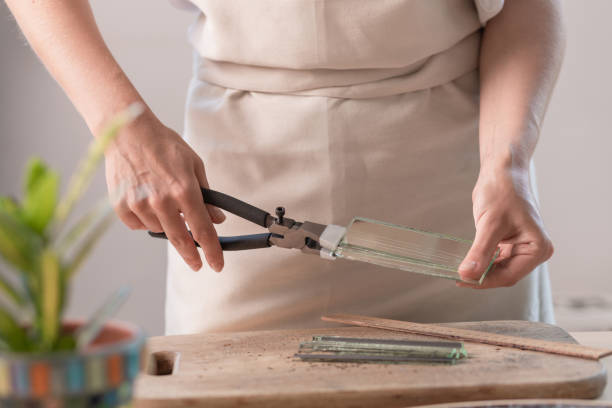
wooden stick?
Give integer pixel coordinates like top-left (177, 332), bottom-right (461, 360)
top-left (322, 314), bottom-right (612, 361)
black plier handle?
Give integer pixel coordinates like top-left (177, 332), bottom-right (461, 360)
top-left (148, 188), bottom-right (279, 251)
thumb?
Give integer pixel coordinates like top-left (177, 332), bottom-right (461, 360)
top-left (459, 214), bottom-right (504, 282)
top-left (194, 160), bottom-right (226, 224)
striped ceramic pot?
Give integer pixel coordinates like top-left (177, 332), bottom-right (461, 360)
top-left (0, 321), bottom-right (145, 407)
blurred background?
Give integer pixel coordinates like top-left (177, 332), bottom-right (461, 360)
top-left (1, 0), bottom-right (610, 336)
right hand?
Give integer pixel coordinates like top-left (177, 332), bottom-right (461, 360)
top-left (457, 167), bottom-right (553, 288)
top-left (104, 108), bottom-right (226, 272)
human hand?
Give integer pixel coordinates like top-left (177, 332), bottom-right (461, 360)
top-left (104, 109), bottom-right (226, 272)
top-left (456, 168), bottom-right (553, 288)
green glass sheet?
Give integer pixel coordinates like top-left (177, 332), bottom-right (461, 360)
top-left (333, 217), bottom-right (497, 284)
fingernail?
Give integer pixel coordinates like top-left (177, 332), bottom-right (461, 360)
top-left (191, 261), bottom-right (202, 271)
top-left (212, 262), bottom-right (223, 273)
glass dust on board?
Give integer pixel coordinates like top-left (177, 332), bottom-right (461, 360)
top-left (333, 217), bottom-right (498, 284)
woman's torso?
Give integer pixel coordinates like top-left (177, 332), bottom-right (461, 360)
top-left (164, 0), bottom-right (553, 335)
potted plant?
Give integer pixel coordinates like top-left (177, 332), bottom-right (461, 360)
top-left (0, 104), bottom-right (145, 407)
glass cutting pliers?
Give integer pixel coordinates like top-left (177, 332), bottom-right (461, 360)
top-left (148, 188), bottom-right (346, 260)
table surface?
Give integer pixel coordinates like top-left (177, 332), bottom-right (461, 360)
top-left (571, 331), bottom-right (612, 401)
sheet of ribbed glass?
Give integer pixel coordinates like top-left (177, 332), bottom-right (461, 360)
top-left (333, 217), bottom-right (497, 284)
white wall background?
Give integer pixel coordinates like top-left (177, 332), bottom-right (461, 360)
top-left (1, 1), bottom-right (611, 335)
top-left (533, 0), bottom-right (612, 330)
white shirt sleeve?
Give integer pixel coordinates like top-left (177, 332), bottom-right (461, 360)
top-left (474, 0), bottom-right (504, 25)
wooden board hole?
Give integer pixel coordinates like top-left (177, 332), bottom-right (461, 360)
top-left (147, 350), bottom-right (180, 376)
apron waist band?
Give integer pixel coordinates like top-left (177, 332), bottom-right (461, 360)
top-left (194, 32), bottom-right (480, 99)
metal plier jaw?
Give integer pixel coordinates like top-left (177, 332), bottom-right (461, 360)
top-left (148, 189), bottom-right (346, 259)
top-left (266, 207), bottom-right (346, 259)
top-left (267, 208), bottom-right (327, 256)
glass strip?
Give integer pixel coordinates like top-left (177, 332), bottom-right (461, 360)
top-left (333, 217), bottom-right (498, 284)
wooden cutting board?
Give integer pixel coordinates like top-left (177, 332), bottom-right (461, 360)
top-left (134, 321), bottom-right (607, 408)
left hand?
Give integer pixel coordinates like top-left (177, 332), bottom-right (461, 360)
top-left (457, 167), bottom-right (554, 289)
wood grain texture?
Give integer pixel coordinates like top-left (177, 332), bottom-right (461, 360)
top-left (572, 332), bottom-right (612, 401)
top-left (134, 321), bottom-right (607, 408)
top-left (322, 314), bottom-right (612, 360)
top-left (416, 399), bottom-right (612, 407)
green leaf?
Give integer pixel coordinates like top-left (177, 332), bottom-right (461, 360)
top-left (55, 333), bottom-right (77, 351)
top-left (54, 103), bottom-right (143, 229)
top-left (21, 159), bottom-right (59, 235)
top-left (63, 210), bottom-right (114, 278)
top-left (0, 196), bottom-right (22, 220)
top-left (77, 286), bottom-right (130, 349)
top-left (0, 272), bottom-right (25, 307)
top-left (0, 208), bottom-right (43, 273)
top-left (0, 308), bottom-right (29, 352)
top-left (55, 198), bottom-right (112, 255)
top-left (24, 158), bottom-right (47, 194)
top-left (40, 249), bottom-right (61, 351)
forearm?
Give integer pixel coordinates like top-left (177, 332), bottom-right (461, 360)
top-left (479, 0), bottom-right (565, 174)
top-left (5, 0), bottom-right (144, 135)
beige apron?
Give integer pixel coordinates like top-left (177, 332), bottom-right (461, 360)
top-left (165, 0), bottom-right (554, 335)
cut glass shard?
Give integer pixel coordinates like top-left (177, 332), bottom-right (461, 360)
top-left (333, 217), bottom-right (497, 284)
